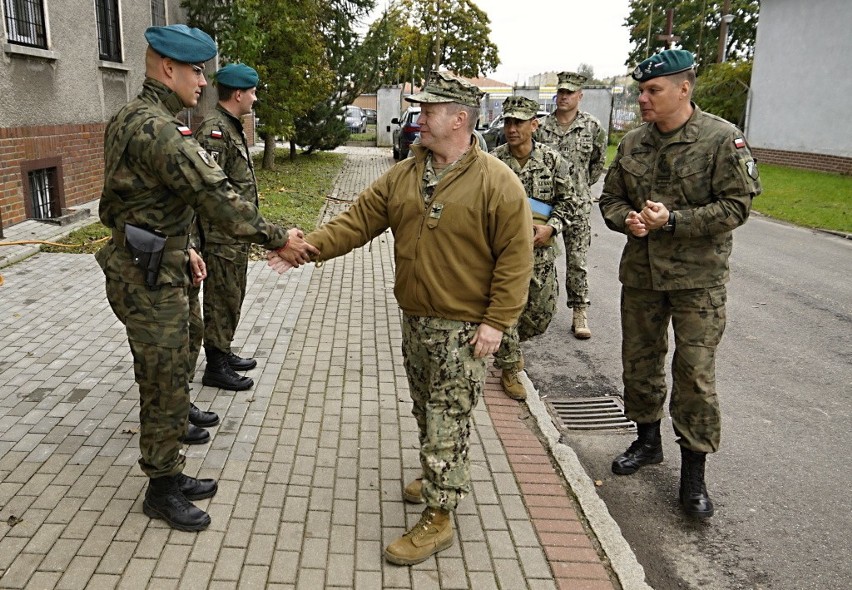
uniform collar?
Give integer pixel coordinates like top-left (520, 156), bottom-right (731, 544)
top-left (142, 78), bottom-right (186, 116)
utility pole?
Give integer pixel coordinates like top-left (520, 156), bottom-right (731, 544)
top-left (656, 9), bottom-right (681, 49)
top-left (717, 0), bottom-right (732, 62)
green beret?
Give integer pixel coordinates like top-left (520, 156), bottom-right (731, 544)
top-left (145, 24), bottom-right (217, 63)
top-left (216, 63), bottom-right (259, 89)
top-left (406, 70), bottom-right (484, 108)
top-left (502, 96), bottom-right (540, 121)
top-left (556, 71), bottom-right (587, 92)
top-left (632, 49), bottom-right (694, 81)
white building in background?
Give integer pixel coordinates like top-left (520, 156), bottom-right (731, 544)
top-left (747, 0), bottom-right (852, 174)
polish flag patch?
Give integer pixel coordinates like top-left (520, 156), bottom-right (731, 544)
top-left (177, 125), bottom-right (192, 136)
top-left (210, 129), bottom-right (223, 139)
top-left (734, 137), bottom-right (746, 149)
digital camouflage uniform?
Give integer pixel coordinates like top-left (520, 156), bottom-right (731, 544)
top-left (95, 79), bottom-right (287, 478)
top-left (599, 104), bottom-right (761, 453)
top-left (490, 141), bottom-right (579, 369)
top-left (536, 111), bottom-right (606, 308)
top-left (195, 105), bottom-right (258, 353)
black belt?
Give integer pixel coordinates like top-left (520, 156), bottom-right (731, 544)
top-left (112, 229), bottom-right (189, 251)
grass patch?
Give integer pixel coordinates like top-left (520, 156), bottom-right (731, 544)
top-left (754, 164), bottom-right (851, 233)
top-left (41, 148), bottom-right (346, 257)
top-left (349, 124), bottom-right (377, 143)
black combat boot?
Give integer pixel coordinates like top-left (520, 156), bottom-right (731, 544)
top-left (176, 472), bottom-right (218, 501)
top-left (179, 424), bottom-right (210, 445)
top-left (226, 352), bottom-right (257, 371)
top-left (188, 403), bottom-right (219, 428)
top-left (143, 475), bottom-right (211, 531)
top-left (202, 347), bottom-right (254, 391)
top-left (612, 420), bottom-right (664, 475)
top-left (679, 447), bottom-right (715, 518)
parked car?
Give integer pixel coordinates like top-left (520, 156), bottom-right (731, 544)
top-left (391, 106), bottom-right (421, 160)
top-left (344, 105), bottom-right (367, 134)
top-left (363, 108), bottom-right (377, 125)
top-left (480, 110), bottom-right (550, 151)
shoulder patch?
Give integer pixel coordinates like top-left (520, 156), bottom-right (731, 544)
top-left (177, 125), bottom-right (193, 136)
top-left (211, 129), bottom-right (223, 139)
top-left (734, 137), bottom-right (746, 149)
top-left (197, 150), bottom-right (216, 168)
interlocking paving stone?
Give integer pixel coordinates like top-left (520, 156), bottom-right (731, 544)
top-left (0, 147), bottom-right (618, 589)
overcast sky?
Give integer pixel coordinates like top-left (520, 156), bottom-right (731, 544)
top-left (367, 0), bottom-right (634, 85)
top-left (481, 0), bottom-right (634, 83)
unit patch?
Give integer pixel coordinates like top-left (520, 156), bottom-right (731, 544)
top-left (197, 150), bottom-right (215, 167)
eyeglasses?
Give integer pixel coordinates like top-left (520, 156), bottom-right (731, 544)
top-left (188, 63), bottom-right (205, 77)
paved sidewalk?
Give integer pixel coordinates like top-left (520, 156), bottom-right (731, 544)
top-left (0, 147), bottom-right (635, 589)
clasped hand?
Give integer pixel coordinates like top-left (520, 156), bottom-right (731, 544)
top-left (267, 228), bottom-right (320, 274)
top-left (626, 200), bottom-right (670, 237)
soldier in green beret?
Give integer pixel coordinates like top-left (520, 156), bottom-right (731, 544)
top-left (95, 24), bottom-right (318, 531)
top-left (600, 49), bottom-right (762, 518)
top-left (536, 71), bottom-right (607, 340)
top-left (490, 95), bottom-right (580, 400)
top-left (269, 71), bottom-right (533, 565)
top-left (192, 64), bottom-right (262, 393)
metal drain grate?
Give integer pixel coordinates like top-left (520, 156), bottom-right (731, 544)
top-left (548, 396), bottom-right (635, 432)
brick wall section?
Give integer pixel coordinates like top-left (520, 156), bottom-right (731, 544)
top-left (751, 147), bottom-right (852, 175)
top-left (0, 123), bottom-right (106, 228)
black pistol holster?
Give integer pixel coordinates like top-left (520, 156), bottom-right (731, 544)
top-left (123, 224), bottom-right (167, 289)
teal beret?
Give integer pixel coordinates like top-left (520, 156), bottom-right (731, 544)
top-left (145, 24), bottom-right (217, 63)
top-left (632, 49), bottom-right (695, 81)
top-left (216, 63), bottom-right (259, 89)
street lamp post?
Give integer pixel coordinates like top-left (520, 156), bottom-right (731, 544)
top-left (720, 13), bottom-right (735, 62)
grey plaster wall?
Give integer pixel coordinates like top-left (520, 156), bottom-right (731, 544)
top-left (747, 0), bottom-right (852, 157)
top-left (0, 1), bottom-right (188, 127)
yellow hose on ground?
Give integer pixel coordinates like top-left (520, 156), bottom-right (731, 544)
top-left (0, 237), bottom-right (109, 286)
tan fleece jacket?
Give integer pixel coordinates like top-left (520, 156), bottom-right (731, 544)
top-left (306, 141), bottom-right (533, 332)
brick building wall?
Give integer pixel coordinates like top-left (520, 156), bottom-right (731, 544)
top-left (0, 123), bottom-right (105, 228)
top-left (751, 148), bottom-right (852, 176)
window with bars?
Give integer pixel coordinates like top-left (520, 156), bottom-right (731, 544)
top-left (3, 0), bottom-right (48, 48)
top-left (151, 0), bottom-right (166, 26)
top-left (28, 167), bottom-right (59, 220)
top-left (95, 0), bottom-right (122, 62)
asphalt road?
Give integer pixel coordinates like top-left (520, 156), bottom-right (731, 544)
top-left (527, 189), bottom-right (852, 590)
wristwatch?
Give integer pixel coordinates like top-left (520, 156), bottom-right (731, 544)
top-left (662, 211), bottom-right (676, 232)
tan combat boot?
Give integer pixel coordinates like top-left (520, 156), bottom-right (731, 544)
top-left (572, 307), bottom-right (591, 339)
top-left (384, 507), bottom-right (454, 565)
top-left (403, 478), bottom-right (425, 504)
top-left (500, 360), bottom-right (527, 400)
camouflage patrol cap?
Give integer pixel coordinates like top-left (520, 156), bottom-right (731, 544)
top-left (502, 96), bottom-right (540, 121)
top-left (632, 49), bottom-right (695, 81)
top-left (556, 71), bottom-right (587, 91)
top-left (145, 24), bottom-right (217, 63)
top-left (406, 71), bottom-right (484, 108)
top-left (216, 63), bottom-right (259, 89)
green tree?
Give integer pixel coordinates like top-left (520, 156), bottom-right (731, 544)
top-left (291, 0), bottom-right (384, 155)
top-left (693, 60), bottom-right (752, 126)
top-left (376, 0), bottom-right (500, 89)
top-left (181, 0), bottom-right (333, 168)
top-left (624, 1), bottom-right (760, 70)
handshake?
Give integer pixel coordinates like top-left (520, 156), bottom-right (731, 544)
top-left (267, 227), bottom-right (320, 274)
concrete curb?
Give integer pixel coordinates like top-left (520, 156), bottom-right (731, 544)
top-left (519, 371), bottom-right (654, 590)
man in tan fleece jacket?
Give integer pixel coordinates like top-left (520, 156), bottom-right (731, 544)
top-left (269, 71), bottom-right (533, 565)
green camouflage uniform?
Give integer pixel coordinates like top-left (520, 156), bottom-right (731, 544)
top-left (95, 79), bottom-right (287, 478)
top-left (536, 111), bottom-right (606, 308)
top-left (599, 104), bottom-right (761, 453)
top-left (194, 105), bottom-right (258, 353)
top-left (490, 141), bottom-right (579, 369)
